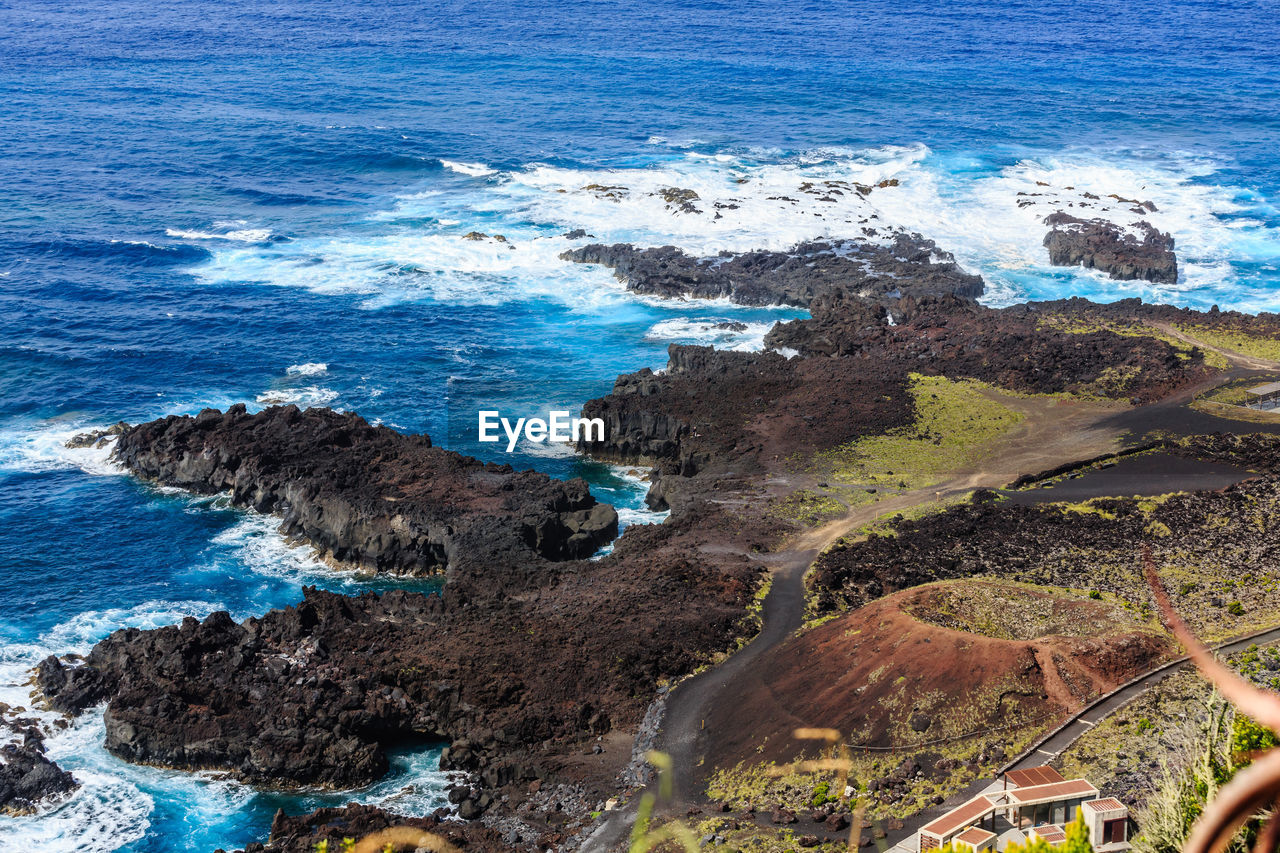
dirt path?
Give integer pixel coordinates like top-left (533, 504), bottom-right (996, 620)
top-left (581, 395), bottom-right (1134, 853)
top-left (1149, 320), bottom-right (1280, 371)
top-left (581, 340), bottom-right (1279, 853)
top-left (795, 391), bottom-right (1128, 554)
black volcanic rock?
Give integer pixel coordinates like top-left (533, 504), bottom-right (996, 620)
top-left (579, 344), bottom-right (915, 510)
top-left (764, 293), bottom-right (1206, 403)
top-left (38, 590), bottom-right (465, 788)
top-left (579, 294), bottom-right (1220, 511)
top-left (37, 503), bottom-right (761, 793)
top-left (560, 233), bottom-right (983, 307)
top-left (809, 437), bottom-right (1280, 618)
top-left (245, 803), bottom-right (512, 853)
top-left (1043, 212), bottom-right (1177, 283)
top-left (0, 734), bottom-right (77, 816)
top-left (111, 405), bottom-right (617, 577)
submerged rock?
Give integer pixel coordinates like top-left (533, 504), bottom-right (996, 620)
top-left (65, 420), bottom-right (130, 449)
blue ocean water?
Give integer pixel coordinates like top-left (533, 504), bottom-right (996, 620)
top-left (0, 0), bottom-right (1278, 849)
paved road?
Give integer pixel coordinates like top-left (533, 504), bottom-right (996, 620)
top-left (881, 625), bottom-right (1280, 851)
top-left (580, 343), bottom-right (1280, 853)
top-left (1005, 624), bottom-right (1280, 773)
top-left (584, 579), bottom-right (1280, 853)
top-left (580, 547), bottom-right (815, 853)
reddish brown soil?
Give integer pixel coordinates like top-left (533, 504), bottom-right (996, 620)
top-left (699, 581), bottom-right (1174, 772)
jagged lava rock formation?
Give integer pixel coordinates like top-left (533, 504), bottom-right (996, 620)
top-left (39, 407), bottom-right (764, 836)
top-left (580, 294), bottom-right (1216, 510)
top-left (1043, 211), bottom-right (1178, 283)
top-left (560, 233), bottom-right (983, 307)
top-left (112, 405), bottom-right (618, 575)
top-left (0, 718), bottom-right (77, 816)
top-left (764, 293), bottom-right (1205, 402)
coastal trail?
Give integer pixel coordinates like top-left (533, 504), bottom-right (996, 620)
top-left (1149, 321), bottom-right (1280, 371)
top-left (581, 392), bottom-right (1135, 852)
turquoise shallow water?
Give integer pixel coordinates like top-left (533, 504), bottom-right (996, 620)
top-left (1, 0), bottom-right (1278, 849)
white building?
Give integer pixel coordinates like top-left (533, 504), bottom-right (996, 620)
top-left (916, 766), bottom-right (1130, 852)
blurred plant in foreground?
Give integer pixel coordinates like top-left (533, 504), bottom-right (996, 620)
top-left (1144, 547), bottom-right (1280, 853)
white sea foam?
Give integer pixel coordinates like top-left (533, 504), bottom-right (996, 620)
top-left (180, 143), bottom-right (1279, 312)
top-left (605, 465), bottom-right (669, 527)
top-left (869, 150), bottom-right (1280, 306)
top-left (0, 754), bottom-right (154, 853)
top-left (495, 146), bottom-right (920, 256)
top-left (165, 227), bottom-right (272, 243)
top-left (0, 421), bottom-right (125, 476)
top-left (644, 318), bottom-right (778, 352)
top-left (0, 596), bottom-right (226, 851)
top-left (209, 513), bottom-right (346, 587)
top-left (255, 386), bottom-right (339, 408)
top-left (440, 160), bottom-right (497, 177)
top-left (285, 362), bottom-right (329, 376)
top-left (0, 576), bottom-right (451, 850)
top-left (617, 505), bottom-right (669, 526)
top-left (109, 239), bottom-right (166, 250)
top-left (515, 439), bottom-right (579, 459)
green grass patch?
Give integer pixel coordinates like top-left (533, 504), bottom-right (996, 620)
top-left (1176, 324), bottom-right (1280, 362)
top-left (816, 375), bottom-right (1025, 490)
top-left (1039, 315), bottom-right (1230, 370)
top-left (772, 489), bottom-right (851, 526)
top-left (837, 491), bottom-right (978, 542)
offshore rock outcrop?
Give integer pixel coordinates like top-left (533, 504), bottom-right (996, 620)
top-left (0, 718), bottom-right (77, 816)
top-left (112, 405), bottom-right (617, 576)
top-left (1043, 212), bottom-right (1178, 283)
top-left (559, 233), bottom-right (984, 307)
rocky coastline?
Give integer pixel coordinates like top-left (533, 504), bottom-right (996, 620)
top-left (112, 405), bottom-right (618, 576)
top-left (24, 213), bottom-right (1280, 848)
top-left (0, 713), bottom-right (77, 817)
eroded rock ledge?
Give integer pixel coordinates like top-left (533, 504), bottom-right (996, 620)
top-left (112, 405), bottom-right (618, 576)
top-left (560, 233), bottom-right (984, 307)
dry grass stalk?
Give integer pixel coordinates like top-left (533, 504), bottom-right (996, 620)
top-left (1143, 546), bottom-right (1280, 853)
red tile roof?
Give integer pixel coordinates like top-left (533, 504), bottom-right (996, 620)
top-left (1005, 766), bottom-right (1066, 788)
top-left (1083, 798), bottom-right (1126, 812)
top-left (956, 827), bottom-right (996, 845)
top-left (1008, 779), bottom-right (1098, 804)
top-left (921, 794), bottom-right (997, 837)
top-left (1033, 825), bottom-right (1067, 843)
